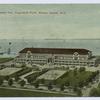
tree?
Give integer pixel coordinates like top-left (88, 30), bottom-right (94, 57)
top-left (48, 83), bottom-right (53, 90)
top-left (65, 80), bottom-right (70, 86)
top-left (86, 78), bottom-right (89, 84)
top-left (73, 70), bottom-right (77, 76)
top-left (20, 80), bottom-right (26, 87)
top-left (41, 78), bottom-right (45, 84)
top-left (92, 72), bottom-right (96, 79)
top-left (32, 75), bottom-right (37, 82)
top-left (15, 76), bottom-right (19, 82)
top-left (34, 81), bottom-right (39, 89)
top-left (78, 81), bottom-right (83, 88)
top-left (83, 80), bottom-right (88, 86)
top-left (27, 77), bottom-right (32, 83)
top-left (8, 79), bottom-right (13, 86)
top-left (32, 77), bottom-right (36, 82)
top-left (73, 86), bottom-right (78, 92)
top-left (73, 70), bottom-right (77, 86)
top-left (21, 64), bottom-right (26, 68)
top-left (79, 67), bottom-right (86, 73)
top-left (0, 78), bottom-right (3, 86)
top-left (60, 84), bottom-right (65, 91)
top-left (82, 67), bottom-right (86, 72)
top-left (89, 87), bottom-right (99, 97)
top-left (52, 79), bottom-right (56, 85)
top-left (77, 89), bottom-right (82, 97)
top-left (95, 70), bottom-right (99, 75)
top-left (88, 75), bottom-right (92, 82)
top-left (5, 75), bottom-right (9, 81)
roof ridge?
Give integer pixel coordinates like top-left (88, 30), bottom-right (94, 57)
top-left (19, 48), bottom-right (90, 55)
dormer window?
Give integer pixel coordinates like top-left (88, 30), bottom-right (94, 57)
top-left (27, 51), bottom-right (32, 58)
top-left (27, 51), bottom-right (31, 54)
top-left (73, 52), bottom-right (79, 60)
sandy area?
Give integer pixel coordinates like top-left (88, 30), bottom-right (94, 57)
top-left (0, 67), bottom-right (21, 76)
top-left (38, 70), bottom-right (67, 80)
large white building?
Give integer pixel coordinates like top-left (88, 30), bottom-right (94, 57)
top-left (14, 48), bottom-right (100, 67)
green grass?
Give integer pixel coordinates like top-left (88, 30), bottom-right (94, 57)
top-left (0, 76), bottom-right (5, 80)
top-left (0, 88), bottom-right (77, 97)
top-left (0, 58), bottom-right (13, 63)
top-left (57, 70), bottom-right (92, 86)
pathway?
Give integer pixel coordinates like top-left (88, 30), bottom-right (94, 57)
top-left (20, 71), bottom-right (40, 83)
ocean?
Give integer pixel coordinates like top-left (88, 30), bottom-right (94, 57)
top-left (0, 39), bottom-right (100, 58)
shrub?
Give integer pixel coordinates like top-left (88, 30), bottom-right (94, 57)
top-left (77, 89), bottom-right (82, 97)
top-left (5, 75), bottom-right (9, 81)
top-left (41, 78), bottom-right (45, 84)
top-left (20, 80), bottom-right (26, 87)
top-left (15, 76), bottom-right (19, 81)
top-left (89, 87), bottom-right (99, 97)
top-left (34, 81), bottom-right (39, 89)
top-left (60, 72), bottom-right (69, 79)
top-left (65, 80), bottom-right (70, 86)
top-left (73, 86), bottom-right (78, 92)
top-left (27, 77), bottom-right (32, 83)
top-left (48, 83), bottom-right (53, 90)
top-left (60, 84), bottom-right (65, 91)
top-left (79, 67), bottom-right (86, 73)
top-left (0, 78), bottom-right (3, 85)
top-left (73, 70), bottom-right (77, 76)
top-left (78, 81), bottom-right (83, 88)
top-left (8, 79), bottom-right (13, 86)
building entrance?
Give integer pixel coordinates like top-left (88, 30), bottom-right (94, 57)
top-left (48, 58), bottom-right (52, 64)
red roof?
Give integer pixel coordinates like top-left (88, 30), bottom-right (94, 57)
top-left (19, 48), bottom-right (90, 55)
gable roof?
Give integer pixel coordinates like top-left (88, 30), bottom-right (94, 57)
top-left (19, 48), bottom-right (90, 55)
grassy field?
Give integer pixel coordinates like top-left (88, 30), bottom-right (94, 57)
top-left (0, 58), bottom-right (13, 63)
top-left (56, 70), bottom-right (92, 86)
top-left (0, 88), bottom-right (77, 97)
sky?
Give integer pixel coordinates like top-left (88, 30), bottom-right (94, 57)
top-left (0, 4), bottom-right (100, 39)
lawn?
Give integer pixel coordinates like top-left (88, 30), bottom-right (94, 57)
top-left (0, 76), bottom-right (5, 80)
top-left (0, 88), bottom-right (77, 97)
top-left (56, 70), bottom-right (92, 86)
top-left (0, 58), bottom-right (13, 63)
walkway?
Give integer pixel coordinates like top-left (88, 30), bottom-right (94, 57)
top-left (19, 71), bottom-right (40, 83)
top-left (1, 82), bottom-right (76, 96)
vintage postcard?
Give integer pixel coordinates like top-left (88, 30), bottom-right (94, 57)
top-left (0, 4), bottom-right (100, 97)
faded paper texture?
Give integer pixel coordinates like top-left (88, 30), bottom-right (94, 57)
top-left (0, 4), bottom-right (100, 97)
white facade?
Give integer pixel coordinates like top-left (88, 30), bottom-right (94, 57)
top-left (14, 49), bottom-right (100, 67)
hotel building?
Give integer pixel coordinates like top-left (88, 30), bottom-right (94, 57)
top-left (14, 48), bottom-right (100, 67)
